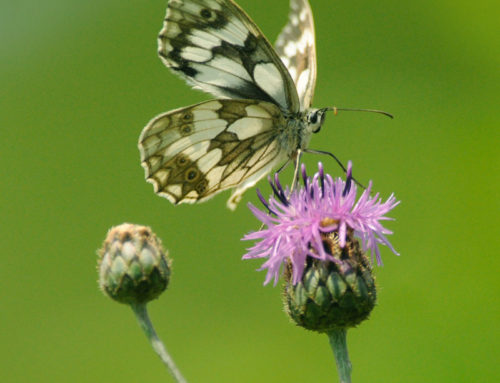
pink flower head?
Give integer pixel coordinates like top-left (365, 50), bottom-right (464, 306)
top-left (242, 162), bottom-right (400, 286)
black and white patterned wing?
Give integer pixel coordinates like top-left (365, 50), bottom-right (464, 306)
top-left (139, 99), bottom-right (288, 210)
top-left (275, 0), bottom-right (317, 109)
top-left (159, 0), bottom-right (300, 113)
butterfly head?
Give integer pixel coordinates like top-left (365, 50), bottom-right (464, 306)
top-left (307, 106), bottom-right (394, 135)
top-left (307, 108), bottom-right (329, 134)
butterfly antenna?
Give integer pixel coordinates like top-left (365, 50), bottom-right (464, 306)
top-left (304, 149), bottom-right (367, 189)
top-left (327, 107), bottom-right (394, 119)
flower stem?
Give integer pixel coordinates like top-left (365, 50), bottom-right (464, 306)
top-left (327, 328), bottom-right (352, 383)
top-left (131, 303), bottom-right (188, 383)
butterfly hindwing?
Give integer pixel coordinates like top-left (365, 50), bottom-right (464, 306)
top-left (275, 0), bottom-right (317, 109)
top-left (158, 0), bottom-right (300, 113)
top-left (139, 99), bottom-right (288, 207)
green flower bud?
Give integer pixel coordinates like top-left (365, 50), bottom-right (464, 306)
top-left (283, 230), bottom-right (376, 332)
top-left (98, 223), bottom-right (171, 305)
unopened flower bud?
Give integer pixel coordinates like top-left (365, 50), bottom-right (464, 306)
top-left (98, 223), bottom-right (171, 305)
top-left (283, 230), bottom-right (376, 332)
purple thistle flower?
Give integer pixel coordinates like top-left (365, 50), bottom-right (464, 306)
top-left (242, 162), bottom-right (400, 286)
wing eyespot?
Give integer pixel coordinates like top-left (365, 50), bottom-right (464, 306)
top-left (180, 124), bottom-right (192, 135)
top-left (185, 167), bottom-right (200, 182)
top-left (195, 180), bottom-right (208, 194)
top-left (176, 155), bottom-right (189, 166)
top-left (198, 8), bottom-right (226, 27)
top-left (200, 8), bottom-right (212, 19)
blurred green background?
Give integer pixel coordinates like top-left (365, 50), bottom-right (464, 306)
top-left (1, 0), bottom-right (498, 382)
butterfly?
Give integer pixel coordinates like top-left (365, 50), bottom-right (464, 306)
top-left (139, 0), bottom-right (333, 210)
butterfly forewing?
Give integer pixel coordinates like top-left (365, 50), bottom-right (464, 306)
top-left (158, 0), bottom-right (300, 113)
top-left (139, 99), bottom-right (288, 206)
top-left (275, 0), bottom-right (317, 109)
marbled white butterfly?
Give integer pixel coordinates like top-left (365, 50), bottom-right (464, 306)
top-left (139, 0), bottom-right (383, 210)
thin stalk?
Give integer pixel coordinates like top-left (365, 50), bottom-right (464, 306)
top-left (327, 328), bottom-right (352, 383)
top-left (131, 303), bottom-right (188, 383)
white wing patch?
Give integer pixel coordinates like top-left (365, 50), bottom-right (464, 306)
top-left (209, 56), bottom-right (253, 82)
top-left (227, 118), bottom-right (272, 140)
top-left (197, 148), bottom-right (223, 172)
top-left (253, 63), bottom-right (288, 109)
top-left (180, 46), bottom-right (213, 62)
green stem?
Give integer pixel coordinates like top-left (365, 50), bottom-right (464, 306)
top-left (327, 328), bottom-right (352, 383)
top-left (131, 303), bottom-right (188, 383)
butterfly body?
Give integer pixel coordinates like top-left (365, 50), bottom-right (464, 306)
top-left (139, 0), bottom-right (322, 209)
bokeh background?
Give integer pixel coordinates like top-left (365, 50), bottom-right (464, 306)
top-left (1, 0), bottom-right (498, 382)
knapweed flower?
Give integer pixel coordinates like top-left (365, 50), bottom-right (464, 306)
top-left (243, 162), bottom-right (400, 286)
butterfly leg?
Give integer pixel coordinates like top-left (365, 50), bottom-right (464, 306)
top-left (289, 148), bottom-right (303, 194)
top-left (276, 158), bottom-right (292, 174)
